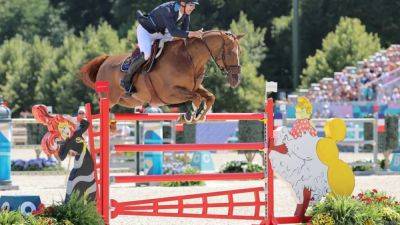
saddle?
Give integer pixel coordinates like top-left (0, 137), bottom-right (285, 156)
top-left (121, 40), bottom-right (164, 74)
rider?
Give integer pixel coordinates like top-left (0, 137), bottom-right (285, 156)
top-left (121, 0), bottom-right (204, 95)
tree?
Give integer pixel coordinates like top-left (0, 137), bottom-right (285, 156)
top-left (285, 0), bottom-right (400, 90)
top-left (0, 20), bottom-right (135, 115)
top-left (81, 22), bottom-right (128, 58)
top-left (111, 0), bottom-right (164, 35)
top-left (34, 38), bottom-right (61, 108)
top-left (52, 22), bottom-right (129, 114)
top-left (125, 22), bottom-right (139, 48)
top-left (301, 17), bottom-right (381, 87)
top-left (265, 15), bottom-right (293, 91)
top-left (0, 36), bottom-right (31, 109)
top-left (300, 0), bottom-right (400, 62)
top-left (203, 12), bottom-right (267, 113)
top-left (258, 0), bottom-right (400, 90)
top-left (39, 7), bottom-right (72, 46)
top-left (49, 0), bottom-right (114, 33)
top-left (0, 0), bottom-right (70, 45)
top-left (0, 36), bottom-right (57, 116)
top-left (52, 34), bottom-right (91, 114)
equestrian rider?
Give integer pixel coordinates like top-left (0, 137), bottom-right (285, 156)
top-left (121, 0), bottom-right (204, 95)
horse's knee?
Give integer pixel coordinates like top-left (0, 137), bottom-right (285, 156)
top-left (192, 97), bottom-right (202, 107)
top-left (207, 93), bottom-right (215, 103)
top-left (194, 92), bottom-right (203, 101)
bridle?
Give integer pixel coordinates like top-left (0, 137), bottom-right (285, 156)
top-left (201, 31), bottom-right (241, 75)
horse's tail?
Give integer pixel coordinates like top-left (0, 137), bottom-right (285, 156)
top-left (79, 54), bottom-right (109, 89)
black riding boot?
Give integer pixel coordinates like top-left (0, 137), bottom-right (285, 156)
top-left (121, 52), bottom-right (146, 96)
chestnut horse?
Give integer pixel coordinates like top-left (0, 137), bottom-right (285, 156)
top-left (80, 30), bottom-right (243, 122)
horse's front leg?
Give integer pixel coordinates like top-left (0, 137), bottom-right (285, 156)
top-left (193, 85), bottom-right (215, 122)
top-left (173, 86), bottom-right (202, 123)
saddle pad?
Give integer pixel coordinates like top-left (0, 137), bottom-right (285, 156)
top-left (121, 56), bottom-right (132, 72)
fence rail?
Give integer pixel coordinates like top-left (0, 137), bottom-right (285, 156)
top-left (9, 117), bottom-right (391, 170)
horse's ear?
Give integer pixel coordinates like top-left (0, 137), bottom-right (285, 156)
top-left (236, 34), bottom-right (245, 40)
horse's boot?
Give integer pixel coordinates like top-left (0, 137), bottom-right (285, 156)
top-left (121, 52), bottom-right (146, 97)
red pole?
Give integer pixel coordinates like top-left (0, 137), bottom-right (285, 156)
top-left (263, 98), bottom-right (268, 225)
top-left (95, 81), bottom-right (110, 96)
top-left (115, 143), bottom-right (264, 152)
top-left (114, 172), bottom-right (264, 183)
top-left (96, 81), bottom-right (111, 224)
top-left (115, 113), bottom-right (264, 121)
top-left (100, 97), bottom-right (110, 224)
top-left (267, 98), bottom-right (275, 224)
top-left (262, 97), bottom-right (275, 225)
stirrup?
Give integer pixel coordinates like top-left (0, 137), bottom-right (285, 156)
top-left (120, 80), bottom-right (136, 98)
top-left (121, 87), bottom-right (134, 98)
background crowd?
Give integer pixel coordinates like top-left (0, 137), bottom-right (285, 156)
top-left (306, 45), bottom-right (400, 103)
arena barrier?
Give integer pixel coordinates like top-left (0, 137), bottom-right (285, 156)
top-left (85, 81), bottom-right (310, 225)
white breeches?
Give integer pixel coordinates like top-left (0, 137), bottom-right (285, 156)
top-left (137, 24), bottom-right (173, 60)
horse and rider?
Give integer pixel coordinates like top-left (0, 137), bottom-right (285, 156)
top-left (80, 0), bottom-right (243, 123)
top-left (121, 0), bottom-right (204, 96)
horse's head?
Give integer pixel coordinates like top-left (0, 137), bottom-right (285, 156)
top-left (221, 32), bottom-right (244, 88)
top-left (203, 31), bottom-right (244, 88)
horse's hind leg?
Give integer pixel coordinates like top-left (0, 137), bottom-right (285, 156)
top-left (193, 86), bottom-right (215, 122)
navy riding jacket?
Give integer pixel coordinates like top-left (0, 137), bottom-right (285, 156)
top-left (140, 1), bottom-right (190, 38)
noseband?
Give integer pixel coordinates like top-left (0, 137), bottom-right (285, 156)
top-left (201, 32), bottom-right (241, 75)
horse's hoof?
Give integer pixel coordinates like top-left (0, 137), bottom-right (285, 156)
top-left (178, 113), bottom-right (194, 124)
top-left (194, 108), bottom-right (207, 121)
top-left (193, 101), bottom-right (205, 118)
top-left (177, 115), bottom-right (184, 124)
top-left (192, 102), bottom-right (198, 112)
top-left (197, 114), bottom-right (207, 122)
top-left (185, 114), bottom-right (194, 124)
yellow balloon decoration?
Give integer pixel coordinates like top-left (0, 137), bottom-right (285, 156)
top-left (316, 139), bottom-right (339, 163)
top-left (317, 118), bottom-right (355, 197)
top-left (324, 118), bottom-right (347, 142)
top-left (327, 162), bottom-right (355, 196)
